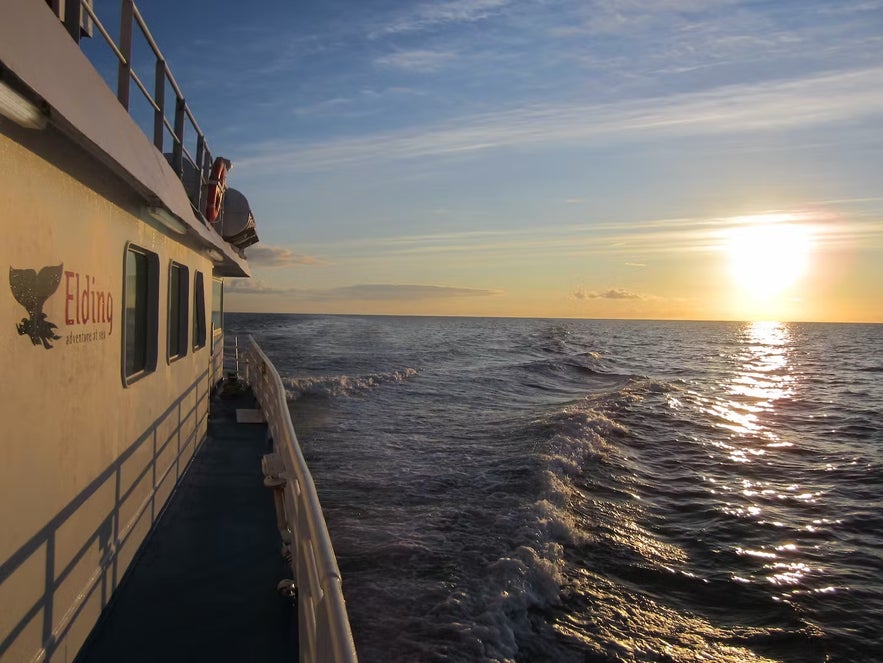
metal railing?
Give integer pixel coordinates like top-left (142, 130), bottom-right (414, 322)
top-left (237, 336), bottom-right (358, 663)
top-left (0, 367), bottom-right (210, 662)
top-left (223, 334), bottom-right (242, 379)
top-left (53, 0), bottom-right (217, 225)
top-left (211, 329), bottom-right (225, 388)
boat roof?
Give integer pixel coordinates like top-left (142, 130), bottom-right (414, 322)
top-left (0, 0), bottom-right (253, 277)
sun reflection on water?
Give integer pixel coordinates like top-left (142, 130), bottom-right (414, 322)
top-left (713, 321), bottom-right (797, 453)
top-left (703, 322), bottom-right (830, 599)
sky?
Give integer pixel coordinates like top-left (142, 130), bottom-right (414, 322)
top-left (131, 0), bottom-right (883, 322)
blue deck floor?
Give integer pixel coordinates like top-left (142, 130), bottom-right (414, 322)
top-left (76, 386), bottom-right (298, 662)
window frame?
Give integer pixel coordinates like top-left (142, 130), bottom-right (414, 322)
top-left (192, 270), bottom-right (207, 350)
top-left (122, 243), bottom-right (159, 386)
top-left (211, 278), bottom-right (223, 338)
top-left (167, 261), bottom-right (190, 362)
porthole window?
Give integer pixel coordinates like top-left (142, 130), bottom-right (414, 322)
top-left (123, 244), bottom-right (159, 384)
top-left (168, 262), bottom-right (189, 361)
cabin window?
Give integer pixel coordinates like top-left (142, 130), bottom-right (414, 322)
top-left (211, 278), bottom-right (223, 334)
top-left (193, 271), bottom-right (207, 349)
top-left (123, 244), bottom-right (159, 384)
top-left (168, 262), bottom-right (189, 361)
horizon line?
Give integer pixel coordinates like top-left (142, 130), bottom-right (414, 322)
top-left (225, 311), bottom-right (882, 325)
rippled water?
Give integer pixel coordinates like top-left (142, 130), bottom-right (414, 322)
top-left (226, 314), bottom-right (883, 662)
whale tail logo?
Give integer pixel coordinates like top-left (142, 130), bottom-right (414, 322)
top-left (9, 264), bottom-right (63, 349)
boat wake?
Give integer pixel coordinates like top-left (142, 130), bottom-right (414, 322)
top-left (281, 368), bottom-right (417, 400)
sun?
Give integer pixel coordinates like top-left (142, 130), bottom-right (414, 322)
top-left (725, 214), bottom-right (813, 298)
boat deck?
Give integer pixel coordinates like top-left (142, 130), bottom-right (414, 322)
top-left (76, 385), bottom-right (298, 662)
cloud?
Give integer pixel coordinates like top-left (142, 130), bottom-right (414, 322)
top-left (245, 244), bottom-right (326, 267)
top-left (291, 97), bottom-right (353, 118)
top-left (237, 67), bottom-right (883, 173)
top-left (376, 50), bottom-right (457, 73)
top-left (817, 1), bottom-right (883, 15)
top-left (226, 280), bottom-right (501, 301)
top-left (291, 203), bottom-right (883, 273)
top-left (326, 284), bottom-right (501, 300)
top-left (226, 278), bottom-right (290, 295)
top-left (578, 0), bottom-right (740, 36)
top-left (372, 0), bottom-right (511, 37)
top-left (574, 288), bottom-right (643, 300)
top-left (302, 214), bottom-right (762, 263)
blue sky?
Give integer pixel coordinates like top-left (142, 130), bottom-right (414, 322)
top-left (133, 0), bottom-right (883, 321)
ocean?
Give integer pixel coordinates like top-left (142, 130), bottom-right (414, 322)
top-left (225, 314), bottom-right (882, 663)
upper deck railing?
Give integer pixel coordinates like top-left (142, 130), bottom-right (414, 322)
top-left (237, 336), bottom-right (359, 663)
top-left (48, 0), bottom-right (218, 227)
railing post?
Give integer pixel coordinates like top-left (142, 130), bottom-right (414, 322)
top-left (172, 97), bottom-right (186, 177)
top-left (117, 0), bottom-right (134, 110)
top-left (195, 134), bottom-right (206, 211)
top-left (201, 146), bottom-right (213, 226)
top-left (241, 338), bottom-right (249, 384)
top-left (153, 60), bottom-right (166, 150)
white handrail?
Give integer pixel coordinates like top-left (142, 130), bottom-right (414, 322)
top-left (239, 335), bottom-right (358, 663)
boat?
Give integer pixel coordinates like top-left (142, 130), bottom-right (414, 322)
top-left (0, 1), bottom-right (356, 661)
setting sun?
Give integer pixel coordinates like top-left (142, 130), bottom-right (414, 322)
top-left (725, 215), bottom-right (813, 299)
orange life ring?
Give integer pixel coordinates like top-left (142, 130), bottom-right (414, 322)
top-left (205, 157), bottom-right (228, 223)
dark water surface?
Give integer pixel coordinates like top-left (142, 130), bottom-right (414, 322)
top-left (226, 314), bottom-right (883, 662)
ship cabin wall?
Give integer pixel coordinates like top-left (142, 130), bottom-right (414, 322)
top-left (0, 119), bottom-right (224, 662)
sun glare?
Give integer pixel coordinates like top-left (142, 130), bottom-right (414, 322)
top-left (725, 215), bottom-right (813, 298)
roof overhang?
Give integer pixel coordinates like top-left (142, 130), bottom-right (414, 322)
top-left (0, 0), bottom-right (250, 277)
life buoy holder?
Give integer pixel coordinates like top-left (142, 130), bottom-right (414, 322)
top-left (205, 157), bottom-right (229, 223)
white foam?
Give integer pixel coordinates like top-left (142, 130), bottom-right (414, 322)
top-left (281, 367), bottom-right (417, 400)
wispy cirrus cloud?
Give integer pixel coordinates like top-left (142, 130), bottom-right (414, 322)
top-left (226, 279), bottom-right (290, 295)
top-left (237, 67), bottom-right (883, 173)
top-left (576, 0), bottom-right (741, 36)
top-left (326, 284), bottom-right (501, 300)
top-left (246, 244), bottom-right (327, 267)
top-left (816, 0), bottom-right (883, 15)
top-left (574, 288), bottom-right (644, 300)
top-left (376, 49), bottom-right (458, 73)
top-left (227, 280), bottom-right (501, 301)
top-left (371, 0), bottom-right (511, 37)
top-left (297, 204), bottom-right (883, 265)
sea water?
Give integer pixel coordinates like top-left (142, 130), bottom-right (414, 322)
top-left (225, 314), bottom-right (882, 662)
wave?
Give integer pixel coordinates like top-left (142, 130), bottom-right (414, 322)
top-left (537, 405), bottom-right (627, 474)
top-left (527, 377), bottom-right (681, 482)
top-left (514, 352), bottom-right (622, 390)
top-left (281, 368), bottom-right (417, 400)
top-left (416, 400), bottom-right (648, 661)
top-left (344, 402), bottom-right (628, 661)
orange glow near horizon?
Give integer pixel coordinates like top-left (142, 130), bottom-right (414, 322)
top-left (225, 209), bottom-right (881, 323)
